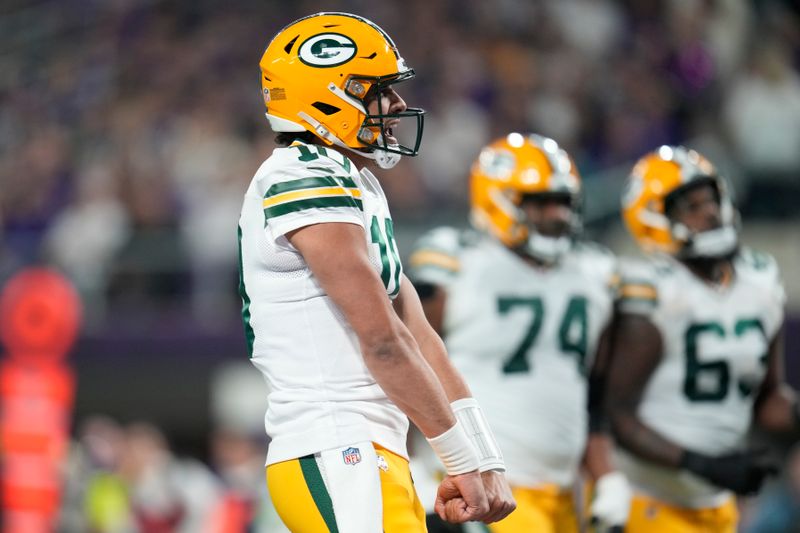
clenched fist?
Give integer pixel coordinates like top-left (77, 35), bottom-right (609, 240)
top-left (435, 471), bottom-right (489, 523)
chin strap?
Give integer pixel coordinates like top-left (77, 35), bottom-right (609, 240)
top-left (294, 111), bottom-right (402, 170)
top-left (368, 139), bottom-right (402, 169)
top-left (674, 224), bottom-right (738, 259)
top-left (525, 233), bottom-right (572, 263)
top-left (672, 184), bottom-right (739, 259)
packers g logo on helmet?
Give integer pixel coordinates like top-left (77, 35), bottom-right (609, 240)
top-left (298, 33), bottom-right (357, 67)
top-left (478, 148), bottom-right (517, 181)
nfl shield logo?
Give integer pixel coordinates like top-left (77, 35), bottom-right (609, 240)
top-left (342, 447), bottom-right (361, 465)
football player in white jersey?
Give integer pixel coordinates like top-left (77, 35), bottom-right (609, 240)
top-left (409, 134), bottom-right (631, 533)
top-left (608, 145), bottom-right (800, 532)
top-left (237, 12), bottom-right (514, 532)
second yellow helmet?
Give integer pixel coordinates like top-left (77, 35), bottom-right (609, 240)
top-left (470, 133), bottom-right (582, 261)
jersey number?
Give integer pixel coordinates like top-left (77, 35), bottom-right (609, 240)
top-left (683, 318), bottom-right (768, 402)
top-left (498, 296), bottom-right (588, 375)
top-left (370, 216), bottom-right (401, 296)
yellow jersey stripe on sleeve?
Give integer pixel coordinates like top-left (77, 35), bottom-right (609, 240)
top-left (620, 283), bottom-right (658, 301)
top-left (409, 250), bottom-right (461, 272)
top-left (263, 187), bottom-right (362, 209)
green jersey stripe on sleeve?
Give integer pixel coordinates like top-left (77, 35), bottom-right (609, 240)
top-left (264, 195), bottom-right (363, 219)
top-left (265, 176), bottom-right (338, 197)
top-left (303, 168), bottom-right (357, 189)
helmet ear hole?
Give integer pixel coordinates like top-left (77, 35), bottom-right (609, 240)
top-left (311, 102), bottom-right (341, 115)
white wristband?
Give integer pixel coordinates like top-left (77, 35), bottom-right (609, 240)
top-left (451, 397), bottom-right (506, 473)
top-left (591, 471), bottom-right (632, 526)
top-left (426, 421), bottom-right (480, 476)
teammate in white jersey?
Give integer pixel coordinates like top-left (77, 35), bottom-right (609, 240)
top-left (409, 134), bottom-right (631, 533)
top-left (238, 12), bottom-right (514, 532)
top-left (608, 145), bottom-right (800, 532)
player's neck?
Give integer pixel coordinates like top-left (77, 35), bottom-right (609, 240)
top-left (681, 257), bottom-right (733, 286)
top-left (518, 251), bottom-right (556, 270)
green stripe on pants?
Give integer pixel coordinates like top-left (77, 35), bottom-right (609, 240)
top-left (299, 455), bottom-right (339, 533)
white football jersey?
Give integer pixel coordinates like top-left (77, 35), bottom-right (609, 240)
top-left (410, 228), bottom-right (617, 487)
top-left (615, 249), bottom-right (786, 508)
top-left (238, 141), bottom-right (407, 466)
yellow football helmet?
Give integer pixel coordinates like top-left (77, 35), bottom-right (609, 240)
top-left (622, 145), bottom-right (737, 257)
top-left (470, 133), bottom-right (582, 262)
top-left (260, 12), bottom-right (424, 169)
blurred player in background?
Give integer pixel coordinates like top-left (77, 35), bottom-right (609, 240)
top-left (608, 145), bottom-right (800, 532)
top-left (409, 134), bottom-right (631, 532)
top-left (238, 12), bottom-right (514, 532)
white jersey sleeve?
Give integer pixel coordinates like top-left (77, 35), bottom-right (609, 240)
top-left (734, 248), bottom-right (786, 340)
top-left (616, 257), bottom-right (660, 317)
top-left (257, 145), bottom-right (365, 242)
top-left (408, 226), bottom-right (465, 288)
top-left (571, 241), bottom-right (620, 305)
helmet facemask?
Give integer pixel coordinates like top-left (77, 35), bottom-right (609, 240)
top-left (343, 71), bottom-right (424, 169)
top-left (518, 191), bottom-right (581, 264)
top-left (664, 177), bottom-right (739, 260)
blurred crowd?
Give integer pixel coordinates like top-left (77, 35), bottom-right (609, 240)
top-left (2, 0), bottom-right (800, 328)
top-left (60, 416), bottom-right (288, 533)
top-left (54, 360), bottom-right (289, 532)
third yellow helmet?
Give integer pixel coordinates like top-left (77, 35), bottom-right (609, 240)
top-left (622, 145), bottom-right (738, 258)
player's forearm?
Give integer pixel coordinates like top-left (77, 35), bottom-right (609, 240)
top-left (583, 433), bottom-right (616, 480)
top-left (754, 328), bottom-right (798, 434)
top-left (610, 410), bottom-right (683, 468)
top-left (587, 372), bottom-right (609, 433)
top-left (413, 327), bottom-right (472, 401)
top-left (756, 386), bottom-right (799, 434)
top-left (395, 276), bottom-right (471, 401)
top-left (361, 328), bottom-right (457, 438)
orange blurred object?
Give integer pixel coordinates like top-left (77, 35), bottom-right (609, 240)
top-left (0, 267), bottom-right (81, 363)
top-left (0, 268), bottom-right (81, 533)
